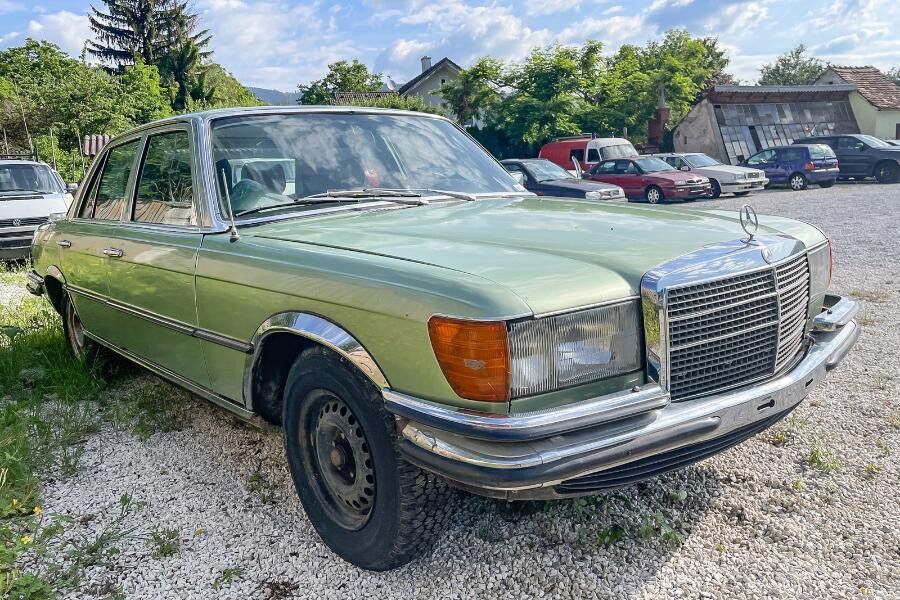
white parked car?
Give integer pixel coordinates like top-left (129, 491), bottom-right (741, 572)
top-left (653, 152), bottom-right (768, 198)
top-left (0, 160), bottom-right (72, 260)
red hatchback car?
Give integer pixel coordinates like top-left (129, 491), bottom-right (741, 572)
top-left (584, 156), bottom-right (711, 203)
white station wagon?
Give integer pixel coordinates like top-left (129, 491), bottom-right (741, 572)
top-left (653, 152), bottom-right (769, 199)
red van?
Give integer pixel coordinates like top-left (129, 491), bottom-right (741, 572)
top-left (539, 135), bottom-right (638, 173)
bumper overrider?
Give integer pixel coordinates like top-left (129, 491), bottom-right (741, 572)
top-left (384, 294), bottom-right (859, 500)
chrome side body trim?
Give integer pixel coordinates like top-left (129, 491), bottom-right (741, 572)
top-left (85, 330), bottom-right (256, 420)
top-left (396, 311), bottom-right (858, 495)
top-left (640, 235), bottom-right (807, 391)
top-left (813, 294), bottom-right (859, 331)
top-left (65, 284), bottom-right (252, 352)
top-left (243, 312), bottom-right (390, 407)
top-left (383, 385), bottom-right (670, 442)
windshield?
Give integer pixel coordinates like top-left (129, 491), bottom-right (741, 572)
top-left (684, 154), bottom-right (720, 168)
top-left (0, 163), bottom-right (63, 195)
top-left (857, 135), bottom-right (890, 148)
top-left (524, 160), bottom-right (574, 181)
top-left (633, 157), bottom-right (676, 173)
top-left (211, 112), bottom-right (519, 219)
top-left (600, 144), bottom-right (638, 160)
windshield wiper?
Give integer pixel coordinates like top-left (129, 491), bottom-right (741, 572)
top-left (233, 189), bottom-right (428, 218)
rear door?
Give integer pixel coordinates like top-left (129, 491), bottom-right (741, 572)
top-left (56, 138), bottom-right (142, 343)
top-left (834, 136), bottom-right (868, 176)
top-left (102, 125), bottom-right (208, 385)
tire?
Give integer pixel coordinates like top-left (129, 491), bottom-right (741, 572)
top-left (645, 185), bottom-right (664, 204)
top-left (733, 191), bottom-right (751, 197)
top-left (818, 180), bottom-right (835, 188)
top-left (788, 173), bottom-right (807, 191)
top-left (282, 346), bottom-right (452, 570)
top-left (874, 161), bottom-right (898, 183)
top-left (708, 180), bottom-right (721, 199)
top-left (62, 294), bottom-right (103, 364)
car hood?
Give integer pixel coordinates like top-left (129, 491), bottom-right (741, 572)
top-left (246, 196), bottom-right (824, 315)
top-left (538, 178), bottom-right (620, 192)
top-left (0, 192), bottom-right (69, 218)
top-left (644, 171), bottom-right (705, 183)
top-left (696, 165), bottom-right (762, 178)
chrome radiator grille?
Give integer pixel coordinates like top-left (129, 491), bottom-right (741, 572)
top-left (666, 253), bottom-right (810, 400)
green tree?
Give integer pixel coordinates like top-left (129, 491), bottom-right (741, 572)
top-left (183, 63), bottom-right (264, 110)
top-left (758, 44), bottom-right (824, 85)
top-left (886, 66), bottom-right (900, 86)
top-left (344, 93), bottom-right (444, 115)
top-left (297, 60), bottom-right (383, 105)
top-left (88, 0), bottom-right (210, 71)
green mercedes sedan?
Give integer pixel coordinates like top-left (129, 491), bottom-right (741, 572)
top-left (26, 107), bottom-right (859, 570)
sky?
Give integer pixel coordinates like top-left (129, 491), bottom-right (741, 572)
top-left (1, 0), bottom-right (899, 91)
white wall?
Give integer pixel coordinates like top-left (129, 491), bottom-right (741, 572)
top-left (403, 64), bottom-right (458, 108)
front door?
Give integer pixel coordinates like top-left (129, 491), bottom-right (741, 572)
top-left (57, 138), bottom-right (142, 343)
top-left (745, 149), bottom-right (778, 182)
top-left (103, 127), bottom-right (208, 386)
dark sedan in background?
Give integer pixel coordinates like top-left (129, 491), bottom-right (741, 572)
top-left (502, 159), bottom-right (625, 201)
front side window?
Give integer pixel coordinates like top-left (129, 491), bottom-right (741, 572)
top-left (0, 163), bottom-right (63, 196)
top-left (586, 148), bottom-right (600, 162)
top-left (90, 140), bottom-right (140, 220)
top-left (836, 137), bottom-right (864, 151)
top-left (211, 113), bottom-right (519, 219)
top-left (747, 149), bottom-right (775, 165)
top-left (856, 135), bottom-right (889, 148)
top-left (133, 131), bottom-right (196, 226)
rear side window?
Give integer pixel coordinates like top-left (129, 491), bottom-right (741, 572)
top-left (569, 148), bottom-right (585, 162)
top-left (779, 148), bottom-right (806, 162)
top-left (88, 140), bottom-right (140, 220)
top-left (133, 131), bottom-right (196, 226)
top-left (809, 145), bottom-right (835, 159)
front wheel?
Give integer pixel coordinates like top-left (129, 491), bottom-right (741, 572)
top-left (282, 347), bottom-right (452, 570)
top-left (645, 186), bottom-right (664, 204)
top-left (708, 180), bottom-right (721, 199)
top-left (788, 173), bottom-right (807, 191)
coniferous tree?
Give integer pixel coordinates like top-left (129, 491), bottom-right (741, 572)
top-left (88, 0), bottom-right (210, 72)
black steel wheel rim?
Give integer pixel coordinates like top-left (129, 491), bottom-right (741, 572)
top-left (301, 390), bottom-right (375, 530)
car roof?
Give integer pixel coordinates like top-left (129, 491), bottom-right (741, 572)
top-left (108, 105), bottom-right (453, 142)
top-left (0, 160), bottom-right (50, 167)
top-left (501, 158), bottom-right (551, 164)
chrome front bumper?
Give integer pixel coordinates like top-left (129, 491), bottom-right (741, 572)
top-left (385, 294), bottom-right (859, 499)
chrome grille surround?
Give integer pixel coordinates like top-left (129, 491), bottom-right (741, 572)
top-left (641, 235), bottom-right (812, 400)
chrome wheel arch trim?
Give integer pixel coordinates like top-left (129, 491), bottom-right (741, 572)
top-left (243, 311), bottom-right (391, 408)
top-left (45, 264), bottom-right (67, 285)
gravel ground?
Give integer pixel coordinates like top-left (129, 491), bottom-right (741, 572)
top-left (16, 182), bottom-right (900, 599)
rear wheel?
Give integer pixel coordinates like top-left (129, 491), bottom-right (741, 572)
top-left (874, 161), bottom-right (898, 183)
top-left (282, 347), bottom-right (452, 570)
top-left (788, 173), bottom-right (807, 191)
top-left (62, 295), bottom-right (103, 364)
top-left (708, 180), bottom-right (721, 199)
top-left (645, 186), bottom-right (663, 204)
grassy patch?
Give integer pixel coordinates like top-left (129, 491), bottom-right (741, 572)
top-left (807, 445), bottom-right (841, 472)
top-left (110, 377), bottom-right (188, 441)
top-left (212, 567), bottom-right (244, 590)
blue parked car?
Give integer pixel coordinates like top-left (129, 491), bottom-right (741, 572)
top-left (742, 144), bottom-right (839, 191)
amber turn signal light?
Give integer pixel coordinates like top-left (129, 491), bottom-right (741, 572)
top-left (427, 316), bottom-right (510, 403)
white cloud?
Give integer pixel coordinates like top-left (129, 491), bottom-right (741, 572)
top-left (196, 0), bottom-right (362, 89)
top-left (704, 1), bottom-right (770, 34)
top-left (603, 5), bottom-right (625, 15)
top-left (524, 0), bottom-right (582, 16)
top-left (386, 38), bottom-right (431, 63)
top-left (0, 31), bottom-right (19, 45)
top-left (27, 11), bottom-right (91, 56)
top-left (0, 1), bottom-right (23, 15)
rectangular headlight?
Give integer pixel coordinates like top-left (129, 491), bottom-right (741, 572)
top-left (508, 301), bottom-right (643, 397)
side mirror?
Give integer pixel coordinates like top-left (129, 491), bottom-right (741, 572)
top-left (510, 171), bottom-right (525, 186)
top-left (66, 182), bottom-right (79, 193)
top-left (679, 165), bottom-right (690, 171)
top-left (571, 156), bottom-right (583, 179)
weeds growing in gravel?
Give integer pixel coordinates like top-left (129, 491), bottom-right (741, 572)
top-left (807, 445), bottom-right (841, 472)
top-left (862, 464), bottom-right (882, 479)
top-left (885, 412), bottom-right (900, 429)
top-left (849, 288), bottom-right (889, 303)
top-left (148, 526), bottom-right (181, 559)
top-left (213, 567), bottom-right (244, 590)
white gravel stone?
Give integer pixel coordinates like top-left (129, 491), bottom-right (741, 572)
top-left (12, 182), bottom-right (900, 598)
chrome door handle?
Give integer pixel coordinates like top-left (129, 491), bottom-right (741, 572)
top-left (57, 240), bottom-right (72, 248)
top-left (102, 247), bottom-right (124, 258)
